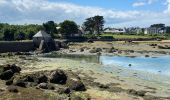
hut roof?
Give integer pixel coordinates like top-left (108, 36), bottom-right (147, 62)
top-left (33, 30), bottom-right (51, 38)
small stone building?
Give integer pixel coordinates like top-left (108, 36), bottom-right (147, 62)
top-left (33, 30), bottom-right (56, 52)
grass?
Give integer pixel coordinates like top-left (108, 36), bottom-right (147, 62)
top-left (100, 33), bottom-right (170, 39)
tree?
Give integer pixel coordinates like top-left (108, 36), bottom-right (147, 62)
top-left (3, 28), bottom-right (15, 41)
top-left (83, 15), bottom-right (104, 34)
top-left (150, 24), bottom-right (165, 28)
top-left (59, 20), bottom-right (78, 38)
top-left (43, 21), bottom-right (57, 38)
top-left (16, 32), bottom-right (25, 41)
top-left (28, 31), bottom-right (35, 40)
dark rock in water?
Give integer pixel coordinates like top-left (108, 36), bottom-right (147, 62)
top-left (37, 75), bottom-right (48, 84)
top-left (37, 83), bottom-right (55, 90)
top-left (0, 70), bottom-right (14, 80)
top-left (145, 55), bottom-right (150, 57)
top-left (66, 77), bottom-right (86, 91)
top-left (49, 70), bottom-right (67, 84)
top-left (128, 64), bottom-right (132, 67)
top-left (7, 86), bottom-right (19, 93)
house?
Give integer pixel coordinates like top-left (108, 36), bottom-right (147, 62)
top-left (33, 30), bottom-right (56, 51)
top-left (104, 28), bottom-right (126, 33)
top-left (144, 26), bottom-right (166, 34)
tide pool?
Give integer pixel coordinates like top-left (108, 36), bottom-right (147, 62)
top-left (100, 56), bottom-right (170, 76)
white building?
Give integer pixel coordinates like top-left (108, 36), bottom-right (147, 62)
top-left (104, 28), bottom-right (126, 33)
top-left (144, 27), bottom-right (166, 34)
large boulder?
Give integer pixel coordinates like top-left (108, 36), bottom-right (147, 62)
top-left (49, 70), bottom-right (67, 84)
top-left (0, 70), bottom-right (14, 80)
top-left (0, 64), bottom-right (21, 80)
top-left (3, 64), bottom-right (21, 73)
top-left (37, 75), bottom-right (48, 84)
top-left (66, 72), bottom-right (86, 91)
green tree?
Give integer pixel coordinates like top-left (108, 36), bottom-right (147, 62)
top-left (3, 28), bottom-right (15, 41)
top-left (83, 15), bottom-right (104, 35)
top-left (59, 20), bottom-right (78, 38)
top-left (43, 21), bottom-right (57, 38)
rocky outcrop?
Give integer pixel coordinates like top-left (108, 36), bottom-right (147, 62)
top-left (49, 70), bottom-right (67, 84)
top-left (0, 64), bottom-right (21, 80)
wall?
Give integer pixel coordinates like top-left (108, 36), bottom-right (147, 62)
top-left (0, 41), bottom-right (35, 53)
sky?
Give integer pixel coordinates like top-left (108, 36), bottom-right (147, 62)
top-left (0, 0), bottom-right (170, 27)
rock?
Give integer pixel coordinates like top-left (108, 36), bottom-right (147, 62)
top-left (145, 55), bottom-right (150, 57)
top-left (7, 86), bottom-right (19, 93)
top-left (0, 70), bottom-right (14, 80)
top-left (89, 48), bottom-right (102, 53)
top-left (13, 76), bottom-right (27, 87)
top-left (158, 45), bottom-right (170, 49)
top-left (25, 75), bottom-right (35, 82)
top-left (3, 64), bottom-right (21, 73)
top-left (56, 87), bottom-right (71, 94)
top-left (37, 83), bottom-right (48, 89)
top-left (66, 77), bottom-right (86, 91)
top-left (127, 89), bottom-right (146, 97)
top-left (98, 84), bottom-right (109, 89)
top-left (6, 79), bottom-right (13, 85)
top-left (49, 70), bottom-right (67, 84)
top-left (128, 64), bottom-right (132, 67)
top-left (87, 39), bottom-right (94, 43)
top-left (80, 48), bottom-right (84, 52)
top-left (37, 83), bottom-right (55, 90)
top-left (37, 75), bottom-right (48, 84)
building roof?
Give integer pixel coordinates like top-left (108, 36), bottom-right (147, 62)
top-left (33, 30), bottom-right (51, 38)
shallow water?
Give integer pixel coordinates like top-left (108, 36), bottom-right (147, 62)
top-left (100, 56), bottom-right (170, 76)
top-left (43, 53), bottom-right (170, 76)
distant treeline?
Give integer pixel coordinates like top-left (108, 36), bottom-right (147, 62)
top-left (0, 23), bottom-right (43, 41)
top-left (0, 15), bottom-right (105, 41)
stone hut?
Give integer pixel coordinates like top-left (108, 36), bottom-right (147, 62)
top-left (33, 30), bottom-right (56, 52)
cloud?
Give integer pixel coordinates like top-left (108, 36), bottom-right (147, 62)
top-left (133, 0), bottom-right (157, 7)
top-left (0, 0), bottom-right (169, 27)
top-left (132, 2), bottom-right (146, 7)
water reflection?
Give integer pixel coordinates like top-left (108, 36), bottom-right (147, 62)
top-left (43, 52), bottom-right (100, 63)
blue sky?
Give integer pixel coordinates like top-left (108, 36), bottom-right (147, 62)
top-left (0, 0), bottom-right (170, 27)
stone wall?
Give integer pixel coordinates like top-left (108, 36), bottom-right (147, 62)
top-left (0, 41), bottom-right (35, 53)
